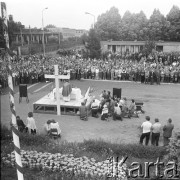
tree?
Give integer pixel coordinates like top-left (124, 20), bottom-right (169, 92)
top-left (134, 11), bottom-right (148, 40)
top-left (166, 5), bottom-right (180, 41)
top-left (80, 33), bottom-right (89, 45)
top-left (147, 9), bottom-right (169, 41)
top-left (121, 10), bottom-right (134, 40)
top-left (85, 29), bottom-right (101, 59)
top-left (95, 7), bottom-right (121, 40)
top-left (45, 24), bottom-right (56, 28)
top-left (142, 40), bottom-right (156, 56)
top-left (121, 10), bottom-right (148, 41)
top-left (8, 20), bottom-right (24, 47)
top-left (0, 17), bottom-right (6, 49)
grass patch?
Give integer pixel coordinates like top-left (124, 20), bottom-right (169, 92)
top-left (1, 125), bottom-right (169, 180)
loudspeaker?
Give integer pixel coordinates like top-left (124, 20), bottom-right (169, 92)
top-left (135, 101), bottom-right (143, 111)
top-left (19, 84), bottom-right (27, 97)
top-left (19, 84), bottom-right (29, 103)
top-left (113, 88), bottom-right (121, 99)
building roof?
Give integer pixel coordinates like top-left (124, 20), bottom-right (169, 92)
top-left (101, 41), bottom-right (145, 46)
top-left (101, 41), bottom-right (180, 46)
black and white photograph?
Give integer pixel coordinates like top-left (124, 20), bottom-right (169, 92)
top-left (0, 0), bottom-right (180, 179)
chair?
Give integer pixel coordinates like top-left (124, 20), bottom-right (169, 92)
top-left (49, 128), bottom-right (61, 139)
top-left (135, 101), bottom-right (145, 113)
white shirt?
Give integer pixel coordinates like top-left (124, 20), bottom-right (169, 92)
top-left (95, 68), bottom-right (99, 73)
top-left (26, 117), bottom-right (36, 130)
top-left (119, 99), bottom-right (125, 106)
top-left (114, 106), bottom-right (121, 115)
top-left (152, 122), bottom-right (162, 133)
top-left (102, 105), bottom-right (108, 115)
top-left (91, 101), bottom-right (99, 109)
top-left (141, 121), bottom-right (152, 133)
top-left (50, 122), bottom-right (61, 135)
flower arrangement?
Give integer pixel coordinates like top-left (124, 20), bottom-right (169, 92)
top-left (2, 150), bottom-right (127, 180)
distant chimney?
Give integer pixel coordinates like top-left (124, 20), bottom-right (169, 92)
top-left (9, 14), bottom-right (13, 21)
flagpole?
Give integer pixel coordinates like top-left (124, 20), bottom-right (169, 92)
top-left (20, 27), bottom-right (23, 46)
top-left (1, 2), bottom-right (24, 180)
top-left (29, 25), bottom-right (32, 55)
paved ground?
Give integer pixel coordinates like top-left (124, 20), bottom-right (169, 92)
top-left (1, 80), bottom-right (180, 145)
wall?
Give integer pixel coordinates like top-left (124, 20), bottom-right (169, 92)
top-left (163, 45), bottom-right (180, 52)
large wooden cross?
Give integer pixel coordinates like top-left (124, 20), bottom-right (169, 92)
top-left (45, 65), bottom-right (70, 115)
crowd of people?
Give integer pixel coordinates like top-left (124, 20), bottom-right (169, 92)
top-left (15, 112), bottom-right (61, 138)
top-left (79, 90), bottom-right (140, 121)
top-left (2, 51), bottom-right (178, 146)
top-left (0, 52), bottom-right (180, 89)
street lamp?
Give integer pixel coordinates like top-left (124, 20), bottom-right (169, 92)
top-left (85, 12), bottom-right (95, 29)
top-left (42, 7), bottom-right (48, 56)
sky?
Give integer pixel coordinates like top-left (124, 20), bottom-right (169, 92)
top-left (2, 0), bottom-right (180, 30)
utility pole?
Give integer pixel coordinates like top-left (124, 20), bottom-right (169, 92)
top-left (42, 7), bottom-right (48, 56)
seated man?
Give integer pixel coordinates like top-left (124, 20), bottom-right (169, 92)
top-left (49, 119), bottom-right (61, 138)
top-left (91, 99), bottom-right (99, 118)
top-left (101, 104), bottom-right (109, 121)
top-left (113, 103), bottom-right (123, 121)
top-left (79, 102), bottom-right (88, 121)
top-left (16, 116), bottom-right (26, 132)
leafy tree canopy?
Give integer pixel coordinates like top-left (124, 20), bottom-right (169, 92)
top-left (45, 24), bottom-right (56, 28)
top-left (95, 6), bottom-right (121, 41)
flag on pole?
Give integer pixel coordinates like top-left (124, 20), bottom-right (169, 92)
top-left (84, 87), bottom-right (90, 100)
top-left (1, 2), bottom-right (24, 180)
top-left (1, 2), bottom-right (9, 48)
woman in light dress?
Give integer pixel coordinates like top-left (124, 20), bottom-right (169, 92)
top-left (26, 112), bottom-right (37, 135)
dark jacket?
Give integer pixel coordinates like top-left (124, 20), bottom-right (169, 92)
top-left (163, 123), bottom-right (174, 138)
top-left (79, 106), bottom-right (87, 118)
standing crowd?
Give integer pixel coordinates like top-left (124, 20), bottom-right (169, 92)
top-left (1, 52), bottom-right (180, 89)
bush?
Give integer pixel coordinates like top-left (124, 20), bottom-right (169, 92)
top-left (164, 132), bottom-right (180, 170)
top-left (82, 139), bottom-right (167, 159)
top-left (19, 133), bottom-right (50, 147)
top-left (1, 125), bottom-right (167, 160)
top-left (0, 124), bottom-right (12, 141)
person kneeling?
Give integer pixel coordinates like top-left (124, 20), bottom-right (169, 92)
top-left (79, 102), bottom-right (88, 121)
top-left (113, 103), bottom-right (123, 121)
top-left (91, 99), bottom-right (99, 118)
top-left (101, 104), bottom-right (109, 121)
top-left (49, 119), bottom-right (61, 138)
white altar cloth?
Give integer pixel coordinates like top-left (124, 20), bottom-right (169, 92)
top-left (51, 87), bottom-right (83, 100)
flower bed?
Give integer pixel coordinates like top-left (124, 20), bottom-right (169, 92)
top-left (2, 150), bottom-right (127, 180)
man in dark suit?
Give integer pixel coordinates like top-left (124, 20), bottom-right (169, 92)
top-left (76, 66), bottom-right (81, 80)
top-left (149, 68), bottom-right (154, 85)
top-left (163, 118), bottom-right (174, 146)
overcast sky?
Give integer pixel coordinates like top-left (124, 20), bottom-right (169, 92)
top-left (3, 0), bottom-right (180, 30)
